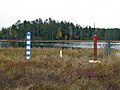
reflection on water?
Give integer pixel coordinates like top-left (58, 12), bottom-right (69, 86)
top-left (0, 42), bottom-right (120, 49)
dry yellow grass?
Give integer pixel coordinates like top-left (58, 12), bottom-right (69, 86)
top-left (0, 48), bottom-right (120, 90)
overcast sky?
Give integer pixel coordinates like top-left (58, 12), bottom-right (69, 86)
top-left (0, 0), bottom-right (120, 29)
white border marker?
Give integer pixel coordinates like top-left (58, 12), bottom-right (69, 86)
top-left (26, 32), bottom-right (31, 59)
top-left (60, 50), bottom-right (62, 58)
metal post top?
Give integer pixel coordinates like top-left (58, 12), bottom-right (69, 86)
top-left (27, 32), bottom-right (31, 34)
top-left (27, 32), bottom-right (31, 35)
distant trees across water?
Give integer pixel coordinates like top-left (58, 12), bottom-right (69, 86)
top-left (0, 18), bottom-right (120, 40)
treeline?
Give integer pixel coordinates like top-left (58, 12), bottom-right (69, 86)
top-left (0, 18), bottom-right (120, 40)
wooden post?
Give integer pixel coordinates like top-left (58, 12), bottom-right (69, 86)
top-left (89, 35), bottom-right (100, 63)
top-left (26, 32), bottom-right (31, 59)
top-left (60, 50), bottom-right (62, 58)
top-left (94, 35), bottom-right (97, 61)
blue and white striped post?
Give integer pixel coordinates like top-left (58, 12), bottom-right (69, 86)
top-left (26, 32), bottom-right (31, 59)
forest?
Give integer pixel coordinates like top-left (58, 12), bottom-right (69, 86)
top-left (0, 18), bottom-right (120, 40)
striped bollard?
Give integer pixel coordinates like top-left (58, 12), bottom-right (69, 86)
top-left (26, 32), bottom-right (31, 59)
top-left (94, 35), bottom-right (97, 61)
top-left (89, 35), bottom-right (100, 63)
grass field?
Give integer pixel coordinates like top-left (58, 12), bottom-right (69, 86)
top-left (0, 48), bottom-right (120, 90)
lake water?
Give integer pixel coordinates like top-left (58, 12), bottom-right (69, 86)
top-left (0, 42), bottom-right (120, 49)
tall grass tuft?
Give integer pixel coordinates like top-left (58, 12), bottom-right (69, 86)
top-left (0, 48), bottom-right (120, 90)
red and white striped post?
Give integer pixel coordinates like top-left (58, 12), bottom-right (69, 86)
top-left (94, 35), bottom-right (97, 61)
top-left (89, 34), bottom-right (100, 63)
